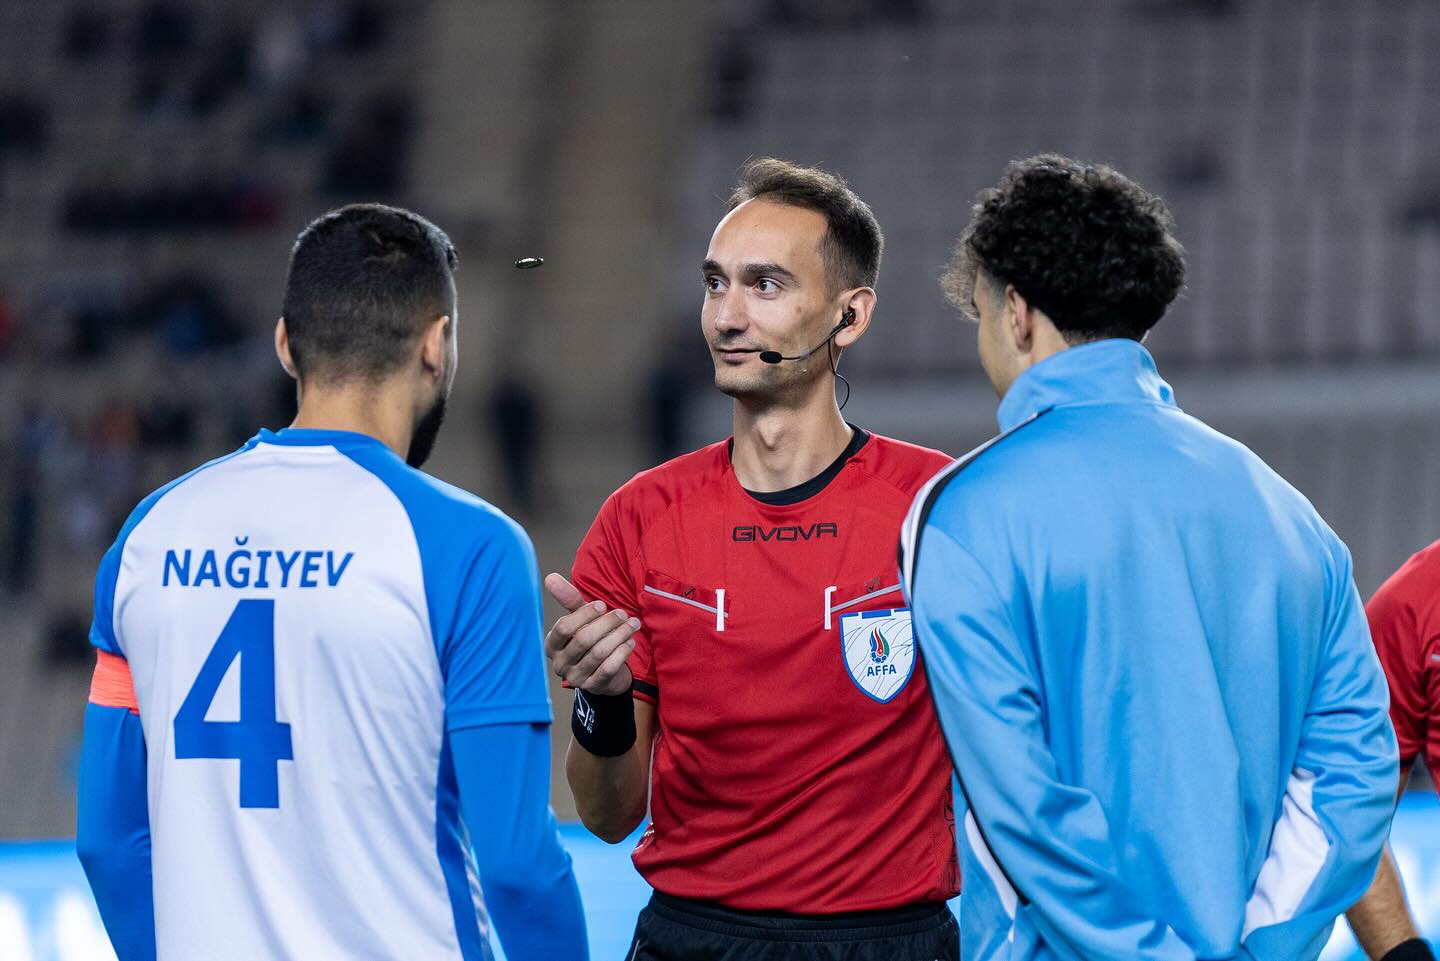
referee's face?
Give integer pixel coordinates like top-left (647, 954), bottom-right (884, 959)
top-left (702, 198), bottom-right (837, 402)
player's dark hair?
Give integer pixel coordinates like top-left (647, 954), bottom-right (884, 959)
top-left (282, 203), bottom-right (458, 383)
top-left (727, 158), bottom-right (883, 292)
top-left (942, 154), bottom-right (1186, 342)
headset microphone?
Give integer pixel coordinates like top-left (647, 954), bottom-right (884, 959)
top-left (758, 308), bottom-right (855, 365)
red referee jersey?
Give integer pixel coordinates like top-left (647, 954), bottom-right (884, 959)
top-left (571, 428), bottom-right (960, 913)
top-left (1367, 539), bottom-right (1440, 791)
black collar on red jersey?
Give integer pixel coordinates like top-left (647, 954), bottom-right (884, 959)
top-left (731, 425), bottom-right (870, 506)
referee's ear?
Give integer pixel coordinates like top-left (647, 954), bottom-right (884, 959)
top-left (275, 317), bottom-right (299, 380)
top-left (833, 287), bottom-right (877, 351)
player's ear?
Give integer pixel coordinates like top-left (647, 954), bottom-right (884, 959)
top-left (275, 317), bottom-right (298, 380)
top-left (1005, 284), bottom-right (1033, 352)
top-left (833, 288), bottom-right (876, 350)
top-left (419, 314), bottom-right (451, 382)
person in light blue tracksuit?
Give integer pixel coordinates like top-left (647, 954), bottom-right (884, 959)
top-left (902, 155), bottom-right (1398, 961)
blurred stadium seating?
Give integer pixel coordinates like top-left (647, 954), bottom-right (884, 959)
top-left (0, 0), bottom-right (1435, 853)
top-left (0, 0), bottom-right (434, 837)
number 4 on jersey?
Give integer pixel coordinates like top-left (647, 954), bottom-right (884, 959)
top-left (174, 598), bottom-right (294, 808)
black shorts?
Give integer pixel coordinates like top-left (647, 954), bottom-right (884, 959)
top-left (622, 891), bottom-right (959, 961)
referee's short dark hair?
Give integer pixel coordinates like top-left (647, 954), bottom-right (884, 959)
top-left (727, 158), bottom-right (883, 293)
top-left (282, 203), bottom-right (458, 384)
top-left (942, 154), bottom-right (1186, 343)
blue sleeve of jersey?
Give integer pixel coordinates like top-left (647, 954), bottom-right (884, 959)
top-left (450, 722), bottom-right (588, 961)
top-left (911, 526), bottom-right (1200, 961)
top-left (1239, 542), bottom-right (1398, 961)
top-left (90, 538), bottom-right (124, 655)
top-left (442, 521), bottom-right (553, 731)
top-left (76, 703), bottom-right (155, 961)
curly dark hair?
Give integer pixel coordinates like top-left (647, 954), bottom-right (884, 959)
top-left (728, 157), bottom-right (883, 292)
top-left (941, 154), bottom-right (1185, 342)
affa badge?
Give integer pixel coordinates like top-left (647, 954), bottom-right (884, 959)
top-left (840, 607), bottom-right (915, 703)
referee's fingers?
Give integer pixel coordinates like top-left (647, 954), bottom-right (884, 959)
top-left (546, 600), bottom-right (608, 656)
top-left (564, 616), bottom-right (640, 687)
top-left (582, 636), bottom-right (637, 694)
top-left (549, 606), bottom-right (622, 672)
top-left (567, 608), bottom-right (634, 659)
top-left (545, 573), bottom-right (586, 612)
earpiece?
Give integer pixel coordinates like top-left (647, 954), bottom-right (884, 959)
top-left (760, 307), bottom-right (857, 365)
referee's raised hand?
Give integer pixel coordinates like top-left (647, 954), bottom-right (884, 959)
top-left (544, 573), bottom-right (640, 696)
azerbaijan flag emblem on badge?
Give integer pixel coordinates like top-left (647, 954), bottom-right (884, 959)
top-left (839, 607), bottom-right (915, 703)
top-left (869, 626), bottom-right (890, 663)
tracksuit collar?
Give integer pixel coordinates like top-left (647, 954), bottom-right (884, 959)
top-left (997, 338), bottom-right (1176, 432)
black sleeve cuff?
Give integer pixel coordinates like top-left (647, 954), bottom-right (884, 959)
top-left (1382, 939), bottom-right (1436, 961)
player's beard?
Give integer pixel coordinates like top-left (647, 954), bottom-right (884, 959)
top-left (406, 393), bottom-right (448, 468)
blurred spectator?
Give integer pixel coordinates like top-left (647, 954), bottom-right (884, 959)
top-left (488, 375), bottom-right (542, 515)
top-left (134, 2), bottom-right (197, 60)
top-left (1165, 137), bottom-right (1227, 190)
top-left (132, 1), bottom-right (198, 115)
top-left (767, 0), bottom-right (925, 28)
top-left (61, 7), bottom-right (112, 61)
top-left (62, 178), bottom-right (284, 233)
top-left (30, 276), bottom-right (130, 361)
top-left (16, 403), bottom-right (66, 469)
top-left (4, 463), bottom-right (38, 594)
top-left (44, 608), bottom-right (91, 666)
top-left (62, 487), bottom-right (107, 553)
top-left (323, 90), bottom-right (416, 195)
top-left (0, 94), bottom-right (49, 159)
top-left (1136, 0), bottom-right (1238, 16)
top-left (132, 273), bottom-right (243, 355)
top-left (188, 18), bottom-right (254, 120)
top-left (1400, 171), bottom-right (1440, 233)
top-left (709, 32), bottom-right (758, 124)
top-left (256, 83), bottom-right (333, 146)
top-left (139, 396), bottom-right (198, 452)
top-left (254, 9), bottom-right (308, 92)
top-left (309, 1), bottom-right (392, 55)
top-left (644, 330), bottom-right (706, 463)
top-left (92, 400), bottom-right (142, 469)
top-left (0, 289), bottom-right (15, 357)
top-left (67, 299), bottom-right (124, 360)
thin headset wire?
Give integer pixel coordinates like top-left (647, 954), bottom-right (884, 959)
top-left (828, 335), bottom-right (851, 411)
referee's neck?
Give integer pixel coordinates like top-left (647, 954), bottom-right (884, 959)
top-left (730, 397), bottom-right (852, 494)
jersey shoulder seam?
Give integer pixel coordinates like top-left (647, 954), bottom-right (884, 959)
top-left (611, 457), bottom-right (732, 577)
top-left (104, 441), bottom-right (261, 653)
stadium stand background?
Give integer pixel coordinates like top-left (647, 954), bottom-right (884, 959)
top-left (0, 0), bottom-right (1437, 841)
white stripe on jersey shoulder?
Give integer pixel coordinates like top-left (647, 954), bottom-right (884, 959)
top-left (900, 409), bottom-right (1050, 593)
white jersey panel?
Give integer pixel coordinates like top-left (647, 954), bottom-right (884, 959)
top-left (111, 440), bottom-right (482, 961)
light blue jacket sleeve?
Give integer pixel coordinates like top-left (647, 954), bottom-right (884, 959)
top-left (76, 703), bottom-right (156, 961)
top-left (1238, 543), bottom-right (1397, 961)
top-left (911, 526), bottom-right (1199, 961)
top-left (451, 723), bottom-right (588, 961)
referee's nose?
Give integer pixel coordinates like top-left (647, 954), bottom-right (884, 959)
top-left (707, 290), bottom-right (748, 342)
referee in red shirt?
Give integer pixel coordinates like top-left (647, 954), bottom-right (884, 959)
top-left (1345, 543), bottom-right (1439, 961)
top-left (544, 159), bottom-right (960, 960)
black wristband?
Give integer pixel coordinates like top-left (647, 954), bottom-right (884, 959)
top-left (1382, 940), bottom-right (1436, 961)
top-left (571, 687), bottom-right (637, 757)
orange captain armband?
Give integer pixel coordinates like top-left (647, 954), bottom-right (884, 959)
top-left (89, 650), bottom-right (139, 715)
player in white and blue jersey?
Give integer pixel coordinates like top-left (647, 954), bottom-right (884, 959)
top-left (75, 204), bottom-right (588, 961)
